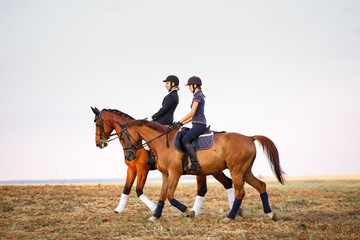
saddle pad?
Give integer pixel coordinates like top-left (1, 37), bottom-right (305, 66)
top-left (173, 127), bottom-right (214, 153)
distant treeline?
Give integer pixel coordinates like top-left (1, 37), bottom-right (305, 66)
top-left (0, 178), bottom-right (127, 185)
top-left (0, 176), bottom-right (200, 185)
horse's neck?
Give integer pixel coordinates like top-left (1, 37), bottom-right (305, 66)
top-left (136, 126), bottom-right (164, 145)
top-left (105, 112), bottom-right (132, 127)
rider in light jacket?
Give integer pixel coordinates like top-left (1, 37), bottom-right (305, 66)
top-left (174, 76), bottom-right (206, 172)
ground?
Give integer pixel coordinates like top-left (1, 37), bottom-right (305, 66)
top-left (1, 177), bottom-right (359, 239)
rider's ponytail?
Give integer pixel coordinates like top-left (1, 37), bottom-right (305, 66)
top-left (198, 86), bottom-right (206, 98)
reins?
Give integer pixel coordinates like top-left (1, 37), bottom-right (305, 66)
top-left (115, 120), bottom-right (174, 150)
top-left (96, 111), bottom-right (174, 150)
top-left (135, 126), bottom-right (172, 150)
top-left (96, 133), bottom-right (119, 143)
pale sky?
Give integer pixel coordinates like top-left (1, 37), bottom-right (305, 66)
top-left (0, 0), bottom-right (359, 181)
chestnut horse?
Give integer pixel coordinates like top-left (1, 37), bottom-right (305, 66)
top-left (91, 107), bottom-right (238, 216)
top-left (116, 119), bottom-right (285, 222)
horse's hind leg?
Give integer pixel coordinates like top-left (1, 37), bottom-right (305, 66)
top-left (222, 172), bottom-right (245, 222)
top-left (191, 175), bottom-right (207, 216)
top-left (244, 169), bottom-right (277, 221)
top-left (193, 172), bottom-right (242, 217)
top-left (212, 171), bottom-right (236, 211)
top-left (115, 167), bottom-right (136, 213)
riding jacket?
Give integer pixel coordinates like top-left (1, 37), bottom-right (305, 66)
top-left (152, 90), bottom-right (179, 125)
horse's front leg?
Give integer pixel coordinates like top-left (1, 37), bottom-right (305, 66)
top-left (168, 173), bottom-right (195, 218)
top-left (212, 171), bottom-right (243, 217)
top-left (115, 167), bottom-right (136, 213)
top-left (136, 168), bottom-right (156, 212)
top-left (148, 173), bottom-right (168, 222)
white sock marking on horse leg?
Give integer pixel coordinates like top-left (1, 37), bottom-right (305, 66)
top-left (226, 188), bottom-right (235, 210)
top-left (139, 194), bottom-right (157, 211)
top-left (115, 193), bottom-right (128, 213)
top-left (191, 195), bottom-right (204, 217)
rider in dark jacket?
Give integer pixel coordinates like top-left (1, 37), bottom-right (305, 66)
top-left (146, 75), bottom-right (180, 166)
top-left (151, 75), bottom-right (179, 125)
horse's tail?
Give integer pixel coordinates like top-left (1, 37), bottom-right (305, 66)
top-left (252, 135), bottom-right (285, 185)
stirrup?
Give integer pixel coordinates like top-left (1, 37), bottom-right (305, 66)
top-left (187, 162), bottom-right (200, 172)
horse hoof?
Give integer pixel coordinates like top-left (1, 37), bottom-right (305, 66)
top-left (237, 208), bottom-right (243, 217)
top-left (189, 210), bottom-right (195, 218)
top-left (147, 216), bottom-right (158, 222)
top-left (114, 209), bottom-right (123, 214)
top-left (221, 217), bottom-right (231, 223)
top-left (267, 212), bottom-right (277, 221)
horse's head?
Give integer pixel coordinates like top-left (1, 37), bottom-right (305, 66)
top-left (115, 121), bottom-right (141, 161)
top-left (91, 107), bottom-right (114, 149)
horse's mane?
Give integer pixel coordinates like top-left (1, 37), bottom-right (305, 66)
top-left (103, 109), bottom-right (135, 120)
top-left (126, 119), bottom-right (169, 132)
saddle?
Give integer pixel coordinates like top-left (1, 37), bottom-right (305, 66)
top-left (173, 126), bottom-right (214, 153)
top-left (173, 126), bottom-right (214, 174)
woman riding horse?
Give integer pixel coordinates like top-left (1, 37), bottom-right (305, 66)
top-left (173, 76), bottom-right (206, 171)
top-left (147, 75), bottom-right (180, 165)
top-left (151, 75), bottom-right (179, 125)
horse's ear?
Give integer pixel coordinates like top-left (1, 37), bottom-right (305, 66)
top-left (91, 106), bottom-right (100, 116)
top-left (115, 121), bottom-right (124, 129)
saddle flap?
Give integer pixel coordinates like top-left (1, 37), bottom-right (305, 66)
top-left (173, 126), bottom-right (214, 153)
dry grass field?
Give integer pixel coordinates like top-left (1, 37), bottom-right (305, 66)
top-left (1, 176), bottom-right (359, 239)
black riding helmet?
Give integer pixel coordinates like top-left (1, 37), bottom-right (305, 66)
top-left (186, 76), bottom-right (202, 86)
top-left (163, 75), bottom-right (179, 87)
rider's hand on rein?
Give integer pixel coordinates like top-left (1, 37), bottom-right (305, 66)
top-left (169, 121), bottom-right (183, 130)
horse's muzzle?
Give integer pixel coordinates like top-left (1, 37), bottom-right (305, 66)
top-left (96, 140), bottom-right (108, 149)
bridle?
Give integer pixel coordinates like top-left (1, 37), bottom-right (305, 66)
top-left (95, 111), bottom-right (142, 151)
top-left (118, 125), bottom-right (139, 152)
top-left (95, 112), bottom-right (119, 144)
top-left (95, 112), bottom-right (176, 161)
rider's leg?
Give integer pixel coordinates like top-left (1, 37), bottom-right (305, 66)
top-left (181, 123), bottom-right (206, 171)
top-left (183, 142), bottom-right (200, 171)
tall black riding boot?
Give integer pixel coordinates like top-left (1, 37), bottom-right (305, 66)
top-left (184, 143), bottom-right (201, 172)
top-left (145, 150), bottom-right (156, 170)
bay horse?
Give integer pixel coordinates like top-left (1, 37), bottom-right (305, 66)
top-left (91, 107), bottom-right (239, 216)
top-left (116, 119), bottom-right (285, 222)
